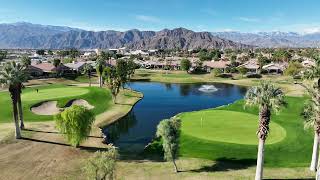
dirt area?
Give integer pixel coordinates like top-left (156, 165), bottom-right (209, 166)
top-left (0, 123), bottom-right (314, 180)
top-left (0, 121), bottom-right (111, 180)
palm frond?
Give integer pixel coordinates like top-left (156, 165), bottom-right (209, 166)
top-left (244, 81), bottom-right (285, 113)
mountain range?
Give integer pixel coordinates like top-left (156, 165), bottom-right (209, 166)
top-left (0, 22), bottom-right (250, 50)
top-left (1, 22), bottom-right (320, 49)
top-left (212, 31), bottom-right (320, 48)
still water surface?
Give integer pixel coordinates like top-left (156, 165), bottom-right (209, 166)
top-left (103, 82), bottom-right (247, 152)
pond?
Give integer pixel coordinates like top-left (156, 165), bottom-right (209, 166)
top-left (103, 82), bottom-right (247, 152)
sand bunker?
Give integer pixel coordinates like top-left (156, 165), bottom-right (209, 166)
top-left (65, 99), bottom-right (94, 110)
top-left (31, 99), bottom-right (94, 115)
top-left (31, 101), bottom-right (61, 115)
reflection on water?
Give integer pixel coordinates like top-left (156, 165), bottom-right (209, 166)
top-left (103, 111), bottom-right (137, 143)
top-left (103, 82), bottom-right (246, 152)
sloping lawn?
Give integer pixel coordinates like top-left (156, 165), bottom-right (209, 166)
top-left (180, 110), bottom-right (286, 145)
top-left (179, 96), bottom-right (313, 167)
top-left (0, 84), bottom-right (111, 123)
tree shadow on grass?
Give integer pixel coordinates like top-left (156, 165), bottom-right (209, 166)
top-left (21, 137), bottom-right (109, 152)
top-left (23, 129), bottom-right (103, 139)
top-left (185, 157), bottom-right (256, 173)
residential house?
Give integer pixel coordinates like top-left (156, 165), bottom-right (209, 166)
top-left (27, 62), bottom-right (71, 77)
top-left (302, 59), bottom-right (316, 68)
top-left (64, 61), bottom-right (86, 73)
top-left (262, 63), bottom-right (287, 74)
top-left (203, 61), bottom-right (230, 73)
top-left (238, 59), bottom-right (260, 73)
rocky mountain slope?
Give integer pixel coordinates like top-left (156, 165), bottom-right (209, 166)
top-left (212, 31), bottom-right (320, 48)
top-left (0, 22), bottom-right (251, 49)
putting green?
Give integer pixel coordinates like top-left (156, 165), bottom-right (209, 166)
top-left (22, 87), bottom-right (89, 101)
top-left (180, 110), bottom-right (286, 145)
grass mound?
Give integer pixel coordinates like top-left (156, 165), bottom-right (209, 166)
top-left (22, 87), bottom-right (89, 101)
top-left (180, 110), bottom-right (286, 145)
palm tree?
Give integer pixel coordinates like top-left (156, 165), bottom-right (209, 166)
top-left (302, 56), bottom-right (320, 172)
top-left (96, 57), bottom-right (106, 88)
top-left (245, 81), bottom-right (285, 180)
top-left (82, 63), bottom-right (93, 87)
top-left (302, 82), bottom-right (320, 175)
top-left (0, 62), bottom-right (28, 138)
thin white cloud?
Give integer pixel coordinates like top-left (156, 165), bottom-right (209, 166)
top-left (237, 17), bottom-right (260, 23)
top-left (221, 28), bottom-right (236, 32)
top-left (275, 23), bottom-right (320, 34)
top-left (57, 19), bottom-right (127, 31)
top-left (212, 28), bottom-right (238, 32)
top-left (303, 27), bottom-right (320, 34)
top-left (134, 15), bottom-right (160, 23)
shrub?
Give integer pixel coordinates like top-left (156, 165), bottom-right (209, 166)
top-left (246, 73), bottom-right (262, 78)
top-left (55, 105), bottom-right (95, 147)
top-left (237, 66), bottom-right (248, 76)
top-left (212, 69), bottom-right (223, 77)
top-left (284, 61), bottom-right (303, 76)
top-left (180, 58), bottom-right (191, 72)
top-left (83, 147), bottom-right (118, 180)
top-left (217, 73), bottom-right (233, 78)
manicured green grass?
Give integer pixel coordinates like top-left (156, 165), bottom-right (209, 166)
top-left (22, 87), bottom-right (89, 101)
top-left (179, 96), bottom-right (313, 167)
top-left (0, 84), bottom-right (111, 123)
top-left (180, 110), bottom-right (286, 145)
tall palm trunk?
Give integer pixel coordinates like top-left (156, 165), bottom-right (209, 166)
top-left (99, 75), bottom-right (102, 88)
top-left (310, 132), bottom-right (319, 171)
top-left (17, 92), bottom-right (24, 129)
top-left (255, 138), bottom-right (265, 180)
top-left (88, 73), bottom-right (91, 87)
top-left (9, 88), bottom-right (21, 139)
top-left (255, 106), bottom-right (270, 180)
top-left (317, 161), bottom-right (320, 180)
top-left (172, 159), bottom-right (178, 173)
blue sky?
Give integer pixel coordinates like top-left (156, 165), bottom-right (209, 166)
top-left (1, 0), bottom-right (320, 33)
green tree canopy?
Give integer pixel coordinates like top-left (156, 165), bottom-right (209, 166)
top-left (237, 66), bottom-right (248, 77)
top-left (116, 59), bottom-right (129, 87)
top-left (36, 49), bottom-right (45, 55)
top-left (180, 58), bottom-right (191, 72)
top-left (105, 66), bottom-right (121, 103)
top-left (284, 61), bottom-right (303, 76)
top-left (21, 56), bottom-right (31, 67)
top-left (0, 50), bottom-right (7, 61)
top-left (53, 59), bottom-right (61, 68)
top-left (55, 105), bottom-right (95, 147)
top-left (47, 50), bottom-right (53, 55)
